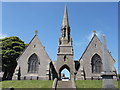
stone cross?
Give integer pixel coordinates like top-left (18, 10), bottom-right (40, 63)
top-left (93, 30), bottom-right (96, 35)
top-left (35, 30), bottom-right (38, 35)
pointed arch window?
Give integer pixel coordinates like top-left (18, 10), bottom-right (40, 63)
top-left (28, 53), bottom-right (39, 73)
top-left (91, 54), bottom-right (102, 73)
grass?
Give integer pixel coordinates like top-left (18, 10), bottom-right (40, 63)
top-left (76, 80), bottom-right (119, 89)
top-left (76, 80), bottom-right (102, 88)
top-left (1, 80), bottom-right (119, 89)
top-left (2, 80), bottom-right (53, 88)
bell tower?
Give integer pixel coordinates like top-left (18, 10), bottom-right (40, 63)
top-left (56, 5), bottom-right (75, 80)
top-left (58, 5), bottom-right (72, 47)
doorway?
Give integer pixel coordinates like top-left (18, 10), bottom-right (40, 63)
top-left (59, 64), bottom-right (70, 81)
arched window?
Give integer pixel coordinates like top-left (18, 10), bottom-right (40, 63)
top-left (91, 54), bottom-right (102, 73)
top-left (28, 54), bottom-right (39, 73)
top-left (64, 55), bottom-right (67, 61)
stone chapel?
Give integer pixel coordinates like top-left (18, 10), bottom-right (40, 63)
top-left (12, 6), bottom-right (116, 80)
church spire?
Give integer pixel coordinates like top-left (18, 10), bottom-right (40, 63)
top-left (62, 5), bottom-right (69, 27)
top-left (59, 5), bottom-right (72, 45)
top-left (57, 5), bottom-right (73, 55)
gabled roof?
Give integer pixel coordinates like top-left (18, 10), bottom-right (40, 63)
top-left (79, 34), bottom-right (115, 62)
top-left (79, 34), bottom-right (101, 61)
top-left (16, 34), bottom-right (51, 62)
top-left (16, 35), bottom-right (36, 61)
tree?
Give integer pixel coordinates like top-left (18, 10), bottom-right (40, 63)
top-left (0, 36), bottom-right (25, 80)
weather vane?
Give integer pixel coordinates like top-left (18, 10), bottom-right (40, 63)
top-left (35, 30), bottom-right (38, 35)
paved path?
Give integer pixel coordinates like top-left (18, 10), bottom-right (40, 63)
top-left (56, 80), bottom-right (76, 90)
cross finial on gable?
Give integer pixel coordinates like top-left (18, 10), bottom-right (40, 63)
top-left (93, 30), bottom-right (96, 35)
top-left (35, 30), bottom-right (38, 35)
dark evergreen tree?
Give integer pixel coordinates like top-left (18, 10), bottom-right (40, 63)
top-left (0, 36), bottom-right (25, 80)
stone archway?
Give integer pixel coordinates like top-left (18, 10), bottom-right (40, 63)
top-left (59, 64), bottom-right (71, 80)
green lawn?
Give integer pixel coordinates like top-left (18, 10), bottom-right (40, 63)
top-left (1, 80), bottom-right (119, 89)
top-left (2, 80), bottom-right (53, 88)
top-left (76, 80), bottom-right (118, 89)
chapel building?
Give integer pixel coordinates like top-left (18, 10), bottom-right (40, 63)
top-left (13, 6), bottom-right (116, 80)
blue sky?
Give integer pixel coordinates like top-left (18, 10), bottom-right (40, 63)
top-left (2, 2), bottom-right (118, 76)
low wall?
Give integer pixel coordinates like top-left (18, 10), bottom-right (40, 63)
top-left (52, 78), bottom-right (58, 90)
top-left (71, 78), bottom-right (76, 88)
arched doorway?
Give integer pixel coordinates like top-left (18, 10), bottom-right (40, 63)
top-left (59, 64), bottom-right (70, 81)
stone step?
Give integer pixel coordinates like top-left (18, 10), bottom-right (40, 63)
top-left (56, 80), bottom-right (73, 88)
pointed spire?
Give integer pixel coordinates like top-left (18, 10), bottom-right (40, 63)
top-left (62, 5), bottom-right (69, 27)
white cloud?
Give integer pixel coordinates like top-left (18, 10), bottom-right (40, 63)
top-left (0, 33), bottom-right (8, 39)
top-left (74, 31), bottom-right (102, 48)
